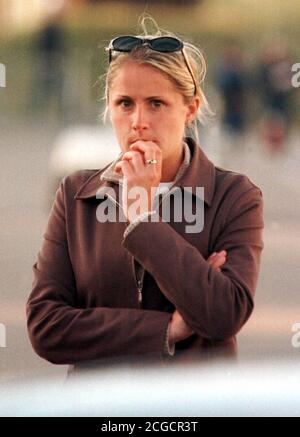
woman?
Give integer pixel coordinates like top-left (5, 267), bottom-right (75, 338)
top-left (26, 21), bottom-right (264, 370)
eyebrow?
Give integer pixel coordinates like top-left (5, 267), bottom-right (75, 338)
top-left (115, 95), bottom-right (131, 99)
top-left (114, 95), bottom-right (165, 101)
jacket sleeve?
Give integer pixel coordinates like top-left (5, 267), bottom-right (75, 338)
top-left (122, 185), bottom-right (264, 341)
top-left (26, 179), bottom-right (172, 365)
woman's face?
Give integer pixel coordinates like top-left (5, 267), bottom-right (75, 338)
top-left (108, 61), bottom-right (198, 163)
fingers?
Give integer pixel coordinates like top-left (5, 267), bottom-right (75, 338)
top-left (122, 150), bottom-right (145, 172)
top-left (115, 151), bottom-right (142, 173)
top-left (207, 250), bottom-right (227, 271)
top-left (129, 141), bottom-right (162, 167)
top-left (114, 162), bottom-right (122, 173)
top-left (170, 309), bottom-right (194, 344)
top-left (114, 160), bottom-right (134, 178)
top-left (114, 141), bottom-right (162, 183)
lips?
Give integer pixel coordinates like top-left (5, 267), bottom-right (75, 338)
top-left (129, 138), bottom-right (149, 143)
top-left (128, 138), bottom-right (157, 145)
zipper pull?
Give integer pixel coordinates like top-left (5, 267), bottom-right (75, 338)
top-left (137, 280), bottom-right (143, 303)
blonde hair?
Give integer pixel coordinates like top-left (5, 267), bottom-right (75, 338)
top-left (102, 15), bottom-right (214, 143)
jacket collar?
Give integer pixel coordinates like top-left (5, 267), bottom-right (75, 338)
top-left (74, 137), bottom-right (215, 207)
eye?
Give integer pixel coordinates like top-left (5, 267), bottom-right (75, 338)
top-left (115, 98), bottom-right (132, 108)
top-left (120, 99), bottom-right (132, 108)
top-left (151, 99), bottom-right (163, 108)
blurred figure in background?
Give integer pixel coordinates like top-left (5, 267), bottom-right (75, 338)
top-left (30, 15), bottom-right (66, 117)
top-left (257, 37), bottom-right (294, 154)
top-left (215, 43), bottom-right (250, 141)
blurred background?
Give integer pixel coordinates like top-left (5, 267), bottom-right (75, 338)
top-left (0, 0), bottom-right (300, 384)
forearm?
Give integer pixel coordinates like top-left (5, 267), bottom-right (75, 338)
top-left (27, 266), bottom-right (172, 364)
top-left (122, 214), bottom-right (261, 340)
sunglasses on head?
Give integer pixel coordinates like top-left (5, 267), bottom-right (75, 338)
top-left (106, 35), bottom-right (197, 95)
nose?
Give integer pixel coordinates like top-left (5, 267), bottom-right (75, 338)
top-left (131, 105), bottom-right (149, 131)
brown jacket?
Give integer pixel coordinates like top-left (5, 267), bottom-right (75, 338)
top-left (26, 138), bottom-right (264, 367)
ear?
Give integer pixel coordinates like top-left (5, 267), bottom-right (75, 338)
top-left (186, 96), bottom-right (201, 124)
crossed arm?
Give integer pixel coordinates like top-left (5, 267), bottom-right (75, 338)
top-left (168, 251), bottom-right (227, 349)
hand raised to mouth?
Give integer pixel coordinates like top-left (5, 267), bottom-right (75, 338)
top-left (114, 140), bottom-right (162, 223)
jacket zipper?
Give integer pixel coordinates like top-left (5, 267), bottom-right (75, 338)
top-left (137, 267), bottom-right (145, 307)
top-left (137, 279), bottom-right (142, 305)
top-left (132, 258), bottom-right (145, 307)
top-left (105, 192), bottom-right (143, 307)
top-left (132, 188), bottom-right (178, 307)
top-left (107, 187), bottom-right (178, 307)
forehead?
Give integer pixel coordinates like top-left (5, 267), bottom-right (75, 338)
top-left (109, 61), bottom-right (179, 96)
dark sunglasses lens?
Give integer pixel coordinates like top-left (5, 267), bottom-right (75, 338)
top-left (151, 37), bottom-right (183, 52)
top-left (112, 36), bottom-right (140, 52)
